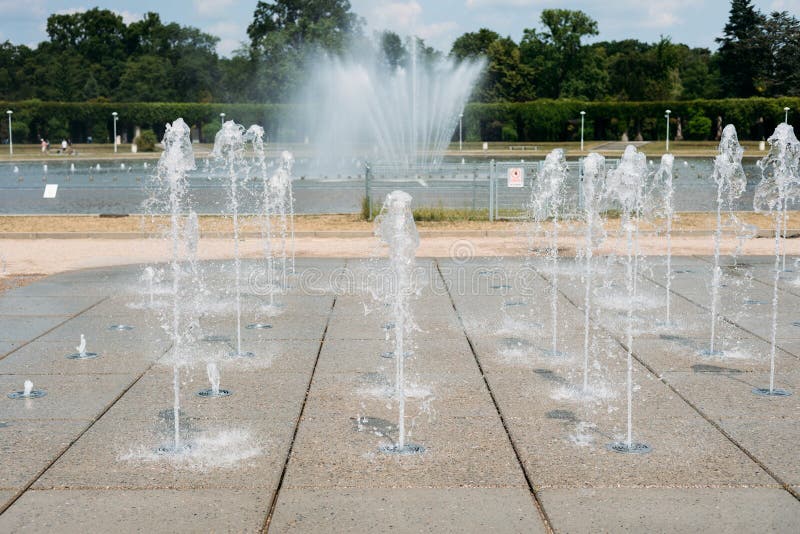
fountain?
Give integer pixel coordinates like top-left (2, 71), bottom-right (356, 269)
top-left (67, 334), bottom-right (98, 359)
top-left (304, 42), bottom-right (484, 172)
top-left (8, 380), bottom-right (46, 399)
top-left (212, 121), bottom-right (253, 359)
top-left (246, 124), bottom-right (278, 317)
top-left (752, 123), bottom-right (799, 397)
top-left (270, 150), bottom-right (296, 285)
top-left (531, 149), bottom-right (569, 357)
top-left (197, 362), bottom-right (232, 398)
top-left (705, 125), bottom-right (747, 357)
top-left (648, 154), bottom-right (676, 326)
top-left (374, 190), bottom-right (423, 454)
top-left (579, 153), bottom-right (607, 393)
top-left (156, 118), bottom-right (197, 454)
top-left (603, 145), bottom-right (651, 454)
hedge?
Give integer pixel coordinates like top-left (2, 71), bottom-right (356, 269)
top-left (1, 97), bottom-right (798, 144)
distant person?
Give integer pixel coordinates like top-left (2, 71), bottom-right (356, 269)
top-left (41, 139), bottom-right (47, 153)
top-left (61, 139), bottom-right (68, 151)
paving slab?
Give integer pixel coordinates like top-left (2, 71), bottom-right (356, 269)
top-left (0, 316), bottom-right (74, 343)
top-left (0, 489), bottom-right (271, 532)
top-left (105, 367), bottom-right (313, 422)
top-left (0, 419), bottom-right (88, 489)
top-left (540, 487), bottom-right (800, 533)
top-left (662, 371), bottom-right (800, 419)
top-left (0, 296), bottom-right (102, 316)
top-left (283, 414), bottom-right (527, 489)
top-left (269, 488), bottom-right (547, 533)
top-left (314, 337), bottom-right (478, 375)
top-left (0, 338), bottom-right (169, 376)
top-left (32, 414), bottom-right (294, 490)
top-left (0, 492), bottom-right (15, 513)
top-left (715, 416), bottom-right (800, 485)
top-left (0, 374), bottom-right (136, 420)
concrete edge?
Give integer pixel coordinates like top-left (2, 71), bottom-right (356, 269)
top-left (0, 229), bottom-right (783, 239)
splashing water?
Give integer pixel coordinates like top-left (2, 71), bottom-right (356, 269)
top-left (212, 121), bottom-right (252, 358)
top-left (23, 380), bottom-right (33, 397)
top-left (76, 334), bottom-right (87, 357)
top-left (374, 190), bottom-right (422, 453)
top-left (647, 154), bottom-right (675, 325)
top-left (207, 363), bottom-right (221, 396)
top-left (580, 153), bottom-right (607, 391)
top-left (604, 145), bottom-right (649, 452)
top-left (753, 123), bottom-right (800, 396)
top-left (304, 42), bottom-right (484, 172)
top-left (708, 125), bottom-right (747, 356)
top-left (271, 151), bottom-right (296, 283)
top-left (531, 149), bottom-right (569, 357)
top-left (157, 118), bottom-right (196, 452)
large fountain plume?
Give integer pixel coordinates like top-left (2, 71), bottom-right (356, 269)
top-left (302, 42), bottom-right (485, 171)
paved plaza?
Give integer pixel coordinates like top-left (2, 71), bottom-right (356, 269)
top-left (0, 256), bottom-right (799, 532)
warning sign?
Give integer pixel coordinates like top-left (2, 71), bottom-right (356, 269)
top-left (507, 167), bottom-right (524, 188)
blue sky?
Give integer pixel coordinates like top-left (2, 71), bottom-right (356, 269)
top-left (1, 0), bottom-right (798, 56)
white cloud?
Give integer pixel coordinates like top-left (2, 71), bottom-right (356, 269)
top-left (194, 0), bottom-right (237, 17)
top-left (206, 21), bottom-right (244, 57)
top-left (54, 6), bottom-right (140, 24)
top-left (417, 21), bottom-right (459, 40)
top-left (769, 0), bottom-right (800, 11)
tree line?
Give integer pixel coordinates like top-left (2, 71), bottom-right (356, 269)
top-left (0, 0), bottom-right (797, 143)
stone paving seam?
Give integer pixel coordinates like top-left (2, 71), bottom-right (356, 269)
top-left (434, 259), bottom-right (555, 534)
top-left (261, 291), bottom-right (338, 534)
top-left (538, 264), bottom-right (800, 505)
top-left (642, 268), bottom-right (800, 362)
top-left (0, 341), bottom-right (173, 516)
top-left (0, 297), bottom-right (109, 362)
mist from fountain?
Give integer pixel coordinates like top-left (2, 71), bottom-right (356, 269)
top-left (706, 125), bottom-right (747, 356)
top-left (303, 41), bottom-right (484, 172)
top-left (753, 122), bottom-right (799, 397)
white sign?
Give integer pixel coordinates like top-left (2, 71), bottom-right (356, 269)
top-left (507, 167), bottom-right (524, 188)
top-left (43, 184), bottom-right (59, 198)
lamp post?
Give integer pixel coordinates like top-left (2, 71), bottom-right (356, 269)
top-left (665, 109), bottom-right (672, 153)
top-left (580, 110), bottom-right (586, 151)
top-left (112, 112), bottom-right (118, 154)
top-left (459, 112), bottom-right (463, 151)
top-left (784, 107), bottom-right (790, 123)
top-left (6, 110), bottom-right (12, 157)
top-left (220, 112), bottom-right (226, 128)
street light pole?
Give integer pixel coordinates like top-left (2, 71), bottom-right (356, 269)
top-left (459, 112), bottom-right (463, 151)
top-left (112, 112), bottom-right (118, 154)
top-left (580, 110), bottom-right (586, 152)
top-left (6, 110), bottom-right (12, 157)
top-left (784, 107), bottom-right (790, 123)
top-left (665, 109), bottom-right (672, 153)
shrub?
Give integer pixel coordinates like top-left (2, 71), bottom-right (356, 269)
top-left (685, 113), bottom-right (713, 140)
top-left (134, 129), bottom-right (158, 151)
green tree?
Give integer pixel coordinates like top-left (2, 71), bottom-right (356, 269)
top-left (481, 37), bottom-right (535, 102)
top-left (716, 0), bottom-right (768, 97)
top-left (450, 29), bottom-right (500, 61)
top-left (520, 9), bottom-right (598, 98)
top-left (379, 31), bottom-right (406, 69)
top-left (246, 0), bottom-right (363, 102)
top-left (763, 11), bottom-right (800, 96)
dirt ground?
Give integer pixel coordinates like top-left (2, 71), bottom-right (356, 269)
top-left (0, 212), bottom-right (797, 276)
top-left (0, 212), bottom-right (796, 234)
